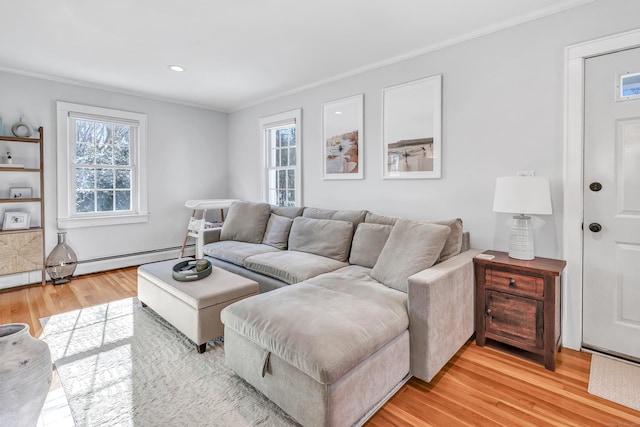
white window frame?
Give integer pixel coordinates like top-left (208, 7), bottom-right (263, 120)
top-left (260, 109), bottom-right (302, 206)
top-left (56, 101), bottom-right (149, 229)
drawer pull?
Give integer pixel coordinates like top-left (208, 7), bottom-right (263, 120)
top-left (509, 279), bottom-right (516, 287)
top-left (485, 308), bottom-right (492, 316)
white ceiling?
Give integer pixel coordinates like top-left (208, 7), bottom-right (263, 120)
top-left (0, 0), bottom-right (592, 112)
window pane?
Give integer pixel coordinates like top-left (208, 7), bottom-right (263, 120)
top-left (115, 190), bottom-right (131, 211)
top-left (288, 147), bottom-right (296, 166)
top-left (114, 125), bottom-right (130, 144)
top-left (114, 142), bottom-right (130, 166)
top-left (76, 121), bottom-right (94, 143)
top-left (76, 142), bottom-right (95, 165)
top-left (115, 169), bottom-right (131, 189)
top-left (278, 190), bottom-right (287, 207)
top-left (76, 168), bottom-right (95, 190)
top-left (278, 170), bottom-right (286, 189)
top-left (287, 190), bottom-right (295, 206)
top-left (97, 190), bottom-right (114, 211)
top-left (280, 148), bottom-right (288, 167)
top-left (97, 168), bottom-right (114, 189)
top-left (76, 190), bottom-right (95, 213)
top-left (279, 129), bottom-right (289, 147)
top-left (95, 140), bottom-right (113, 165)
top-left (287, 169), bottom-right (295, 189)
top-left (95, 122), bottom-right (112, 144)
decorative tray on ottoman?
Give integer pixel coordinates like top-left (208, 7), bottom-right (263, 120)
top-left (172, 259), bottom-right (212, 282)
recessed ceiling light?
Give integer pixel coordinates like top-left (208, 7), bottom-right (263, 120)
top-left (169, 65), bottom-right (185, 72)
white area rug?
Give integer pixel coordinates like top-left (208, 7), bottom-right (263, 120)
top-left (41, 298), bottom-right (298, 426)
top-left (588, 353), bottom-right (640, 412)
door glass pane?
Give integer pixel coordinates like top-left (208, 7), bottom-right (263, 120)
top-left (621, 72), bottom-right (640, 98)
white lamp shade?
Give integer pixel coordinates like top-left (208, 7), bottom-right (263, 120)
top-left (493, 176), bottom-right (552, 215)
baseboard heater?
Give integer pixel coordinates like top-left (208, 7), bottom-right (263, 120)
top-left (74, 244), bottom-right (196, 276)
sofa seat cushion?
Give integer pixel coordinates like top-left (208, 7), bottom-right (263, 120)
top-left (203, 241), bottom-right (280, 266)
top-left (220, 276), bottom-right (408, 385)
top-left (243, 250), bottom-right (347, 285)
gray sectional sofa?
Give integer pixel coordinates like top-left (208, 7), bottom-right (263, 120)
top-left (198, 201), bottom-right (480, 426)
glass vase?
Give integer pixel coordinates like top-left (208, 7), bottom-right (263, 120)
top-left (45, 232), bottom-right (77, 285)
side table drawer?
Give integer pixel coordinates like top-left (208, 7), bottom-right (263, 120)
top-left (485, 290), bottom-right (543, 348)
top-left (486, 268), bottom-right (544, 297)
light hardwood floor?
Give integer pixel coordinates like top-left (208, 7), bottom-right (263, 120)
top-left (1, 267), bottom-right (639, 426)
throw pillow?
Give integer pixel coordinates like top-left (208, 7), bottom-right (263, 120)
top-left (288, 217), bottom-right (354, 262)
top-left (371, 219), bottom-right (451, 292)
top-left (220, 200), bottom-right (271, 243)
top-left (262, 214), bottom-right (294, 249)
top-left (349, 223), bottom-right (393, 268)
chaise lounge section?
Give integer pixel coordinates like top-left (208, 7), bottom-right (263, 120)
top-left (199, 201), bottom-right (480, 426)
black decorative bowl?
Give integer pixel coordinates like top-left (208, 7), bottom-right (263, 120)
top-left (172, 259), bottom-right (212, 282)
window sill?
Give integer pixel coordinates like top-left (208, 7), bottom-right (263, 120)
top-left (57, 213), bottom-right (149, 229)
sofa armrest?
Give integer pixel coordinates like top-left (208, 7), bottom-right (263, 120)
top-left (407, 248), bottom-right (482, 382)
top-left (196, 227), bottom-right (222, 259)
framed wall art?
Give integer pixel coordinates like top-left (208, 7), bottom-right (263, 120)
top-left (382, 75), bottom-right (442, 179)
top-left (2, 211), bottom-right (31, 230)
top-left (9, 187), bottom-right (33, 199)
top-left (322, 94), bottom-right (364, 180)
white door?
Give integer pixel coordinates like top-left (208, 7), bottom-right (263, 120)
top-left (583, 47), bottom-right (640, 360)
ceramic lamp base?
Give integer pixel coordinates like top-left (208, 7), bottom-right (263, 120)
top-left (508, 214), bottom-right (535, 260)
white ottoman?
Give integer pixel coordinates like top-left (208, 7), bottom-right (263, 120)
top-left (137, 258), bottom-right (259, 353)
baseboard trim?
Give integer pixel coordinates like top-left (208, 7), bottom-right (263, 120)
top-left (74, 246), bottom-right (196, 276)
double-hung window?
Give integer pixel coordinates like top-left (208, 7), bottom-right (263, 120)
top-left (56, 102), bottom-right (149, 228)
top-left (260, 109), bottom-right (302, 207)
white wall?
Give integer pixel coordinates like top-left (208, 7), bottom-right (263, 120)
top-left (0, 72), bottom-right (227, 273)
top-left (227, 0), bottom-right (640, 260)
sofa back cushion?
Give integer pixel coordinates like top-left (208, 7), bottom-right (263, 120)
top-left (220, 200), bottom-right (271, 243)
top-left (433, 218), bottom-right (464, 261)
top-left (365, 212), bottom-right (398, 226)
top-left (371, 219), bottom-right (451, 292)
top-left (349, 223), bottom-right (393, 268)
top-left (271, 205), bottom-right (305, 219)
top-left (303, 207), bottom-right (368, 229)
top-left (262, 214), bottom-right (294, 249)
top-left (288, 217), bottom-right (354, 262)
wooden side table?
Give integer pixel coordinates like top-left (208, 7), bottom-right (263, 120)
top-left (473, 250), bottom-right (566, 370)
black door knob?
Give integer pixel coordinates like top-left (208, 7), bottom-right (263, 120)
top-left (589, 223), bottom-right (602, 232)
top-left (589, 182), bottom-right (602, 192)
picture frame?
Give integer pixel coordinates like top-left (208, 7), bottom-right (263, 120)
top-left (382, 75), bottom-right (442, 179)
top-left (322, 94), bottom-right (364, 180)
top-left (2, 211), bottom-right (31, 230)
top-left (9, 187), bottom-right (33, 199)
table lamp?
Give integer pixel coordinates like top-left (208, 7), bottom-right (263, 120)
top-left (493, 176), bottom-right (552, 260)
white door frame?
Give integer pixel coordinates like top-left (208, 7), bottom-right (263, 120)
top-left (564, 28), bottom-right (640, 350)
